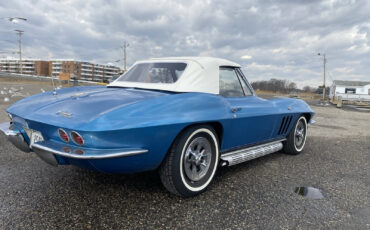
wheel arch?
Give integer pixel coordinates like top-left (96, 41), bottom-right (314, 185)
top-left (301, 112), bottom-right (312, 123)
top-left (180, 122), bottom-right (223, 147)
top-left (159, 121), bottom-right (224, 167)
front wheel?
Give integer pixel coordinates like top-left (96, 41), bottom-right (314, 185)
top-left (283, 116), bottom-right (308, 155)
top-left (159, 125), bottom-right (219, 197)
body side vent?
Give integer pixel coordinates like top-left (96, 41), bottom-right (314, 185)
top-left (278, 115), bottom-right (293, 135)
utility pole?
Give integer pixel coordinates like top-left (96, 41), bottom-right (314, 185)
top-left (122, 41), bottom-right (129, 73)
top-left (15, 29), bottom-right (24, 74)
top-left (318, 53), bottom-right (326, 100)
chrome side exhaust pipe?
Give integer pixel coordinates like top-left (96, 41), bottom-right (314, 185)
top-left (221, 140), bottom-right (284, 166)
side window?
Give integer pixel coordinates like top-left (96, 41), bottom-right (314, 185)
top-left (219, 67), bottom-right (245, 97)
top-left (236, 69), bottom-right (253, 96)
top-left (345, 88), bottom-right (356, 94)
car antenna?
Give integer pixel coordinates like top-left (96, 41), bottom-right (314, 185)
top-left (51, 75), bottom-right (57, 95)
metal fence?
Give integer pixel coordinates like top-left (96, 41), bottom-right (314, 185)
top-left (334, 93), bottom-right (370, 102)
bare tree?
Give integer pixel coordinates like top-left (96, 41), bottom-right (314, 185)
top-left (303, 86), bottom-right (315, 92)
top-left (251, 78), bottom-right (297, 93)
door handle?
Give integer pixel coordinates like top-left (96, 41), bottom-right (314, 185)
top-left (231, 107), bottom-right (242, 113)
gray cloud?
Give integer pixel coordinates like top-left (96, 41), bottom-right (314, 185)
top-left (0, 0), bottom-right (369, 87)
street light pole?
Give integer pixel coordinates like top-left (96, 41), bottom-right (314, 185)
top-left (318, 53), bottom-right (326, 100)
top-left (1, 17), bottom-right (27, 74)
top-left (0, 17), bottom-right (27, 23)
top-left (0, 17), bottom-right (27, 24)
top-left (15, 30), bottom-right (24, 74)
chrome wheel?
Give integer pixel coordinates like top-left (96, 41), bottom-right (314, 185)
top-left (294, 117), bottom-right (307, 151)
top-left (160, 125), bottom-right (219, 197)
top-left (183, 137), bottom-right (212, 182)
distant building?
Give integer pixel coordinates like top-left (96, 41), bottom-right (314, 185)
top-left (0, 58), bottom-right (55, 76)
top-left (0, 58), bottom-right (122, 82)
top-left (34, 60), bottom-right (50, 76)
top-left (329, 80), bottom-right (370, 101)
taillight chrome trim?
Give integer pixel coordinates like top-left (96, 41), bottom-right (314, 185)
top-left (70, 131), bottom-right (84, 146)
top-left (58, 128), bottom-right (69, 143)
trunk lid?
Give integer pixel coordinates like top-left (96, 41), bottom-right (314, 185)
top-left (7, 86), bottom-right (171, 128)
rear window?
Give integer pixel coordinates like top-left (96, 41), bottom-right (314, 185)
top-left (117, 62), bottom-right (187, 84)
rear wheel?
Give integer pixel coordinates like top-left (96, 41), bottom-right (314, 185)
top-left (159, 125), bottom-right (219, 197)
top-left (283, 116), bottom-right (307, 155)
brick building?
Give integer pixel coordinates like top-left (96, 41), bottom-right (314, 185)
top-left (0, 58), bottom-right (121, 82)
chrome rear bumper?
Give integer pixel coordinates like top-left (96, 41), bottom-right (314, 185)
top-left (31, 140), bottom-right (148, 166)
top-left (1, 122), bottom-right (148, 166)
top-left (0, 122), bottom-right (30, 152)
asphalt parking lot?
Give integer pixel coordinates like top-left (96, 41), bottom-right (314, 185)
top-left (0, 81), bottom-right (369, 229)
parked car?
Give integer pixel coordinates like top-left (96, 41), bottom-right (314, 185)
top-left (0, 57), bottom-right (314, 197)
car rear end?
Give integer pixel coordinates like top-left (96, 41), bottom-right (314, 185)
top-left (1, 114), bottom-right (173, 173)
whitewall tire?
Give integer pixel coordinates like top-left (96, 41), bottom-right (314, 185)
top-left (283, 115), bottom-right (308, 155)
top-left (159, 125), bottom-right (219, 197)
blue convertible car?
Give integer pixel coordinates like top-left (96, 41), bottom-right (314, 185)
top-left (0, 57), bottom-right (314, 197)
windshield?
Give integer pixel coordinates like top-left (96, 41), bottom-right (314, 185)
top-left (117, 62), bottom-right (187, 84)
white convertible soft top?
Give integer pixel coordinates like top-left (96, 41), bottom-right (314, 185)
top-left (108, 57), bottom-right (240, 94)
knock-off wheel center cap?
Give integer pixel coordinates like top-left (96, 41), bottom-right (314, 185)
top-left (184, 137), bottom-right (212, 182)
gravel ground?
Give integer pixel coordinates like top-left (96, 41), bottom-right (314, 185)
top-left (0, 81), bottom-right (369, 229)
top-left (0, 82), bottom-right (55, 123)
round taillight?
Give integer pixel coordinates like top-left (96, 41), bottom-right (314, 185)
top-left (58, 129), bottom-right (69, 142)
top-left (71, 131), bottom-right (84, 145)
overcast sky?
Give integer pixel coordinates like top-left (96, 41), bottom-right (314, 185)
top-left (1, 0), bottom-right (369, 87)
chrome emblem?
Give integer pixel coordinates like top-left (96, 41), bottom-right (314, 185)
top-left (71, 92), bottom-right (87, 98)
top-left (56, 111), bottom-right (72, 118)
